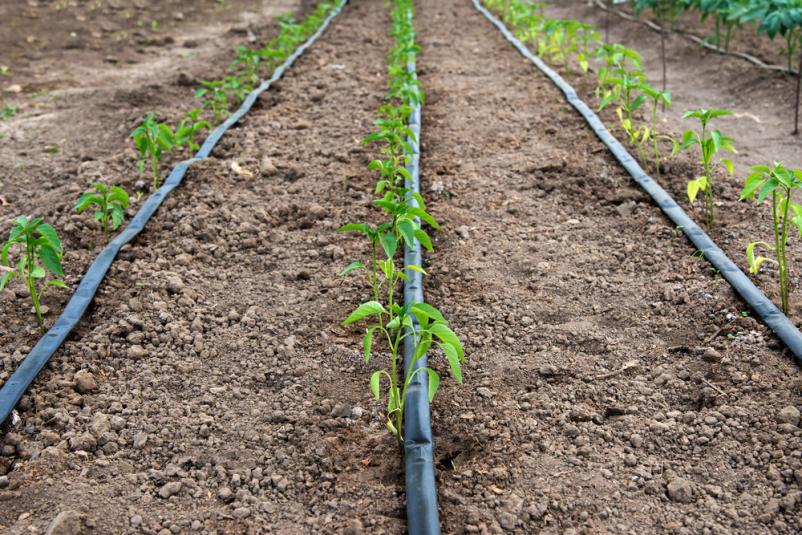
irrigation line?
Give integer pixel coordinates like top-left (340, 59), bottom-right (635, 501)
top-left (0, 0), bottom-right (349, 426)
top-left (473, 0), bottom-right (802, 365)
top-left (401, 5), bottom-right (440, 534)
top-left (593, 0), bottom-right (799, 76)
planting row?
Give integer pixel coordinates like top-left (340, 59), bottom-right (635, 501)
top-left (600, 0), bottom-right (802, 133)
top-left (486, 0), bottom-right (802, 317)
top-left (339, 0), bottom-right (467, 445)
top-left (0, 3), bottom-right (341, 335)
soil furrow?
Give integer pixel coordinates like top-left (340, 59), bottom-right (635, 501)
top-left (0, 1), bottom-right (408, 533)
top-left (415, 0), bottom-right (801, 533)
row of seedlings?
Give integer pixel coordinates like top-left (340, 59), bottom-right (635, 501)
top-left (620, 0), bottom-right (802, 134)
top-left (484, 0), bottom-right (802, 315)
top-left (340, 0), bottom-right (467, 444)
top-left (0, 3), bottom-right (342, 333)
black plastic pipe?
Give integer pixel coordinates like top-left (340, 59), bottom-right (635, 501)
top-left (472, 0), bottom-right (802, 365)
top-left (401, 6), bottom-right (441, 535)
top-left (0, 0), bottom-right (348, 426)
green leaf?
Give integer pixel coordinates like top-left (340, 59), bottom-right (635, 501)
top-left (411, 303), bottom-right (445, 322)
top-left (109, 206), bottom-right (125, 229)
top-left (397, 220), bottom-right (415, 248)
top-left (31, 265), bottom-right (46, 279)
top-left (47, 279), bottom-right (68, 289)
top-left (440, 342), bottom-right (463, 384)
top-left (414, 228), bottom-right (433, 251)
top-left (687, 176), bottom-right (707, 204)
top-left (409, 207), bottom-right (440, 229)
top-left (1, 240), bottom-right (13, 266)
top-left (363, 327), bottom-right (375, 364)
top-left (108, 186), bottom-right (130, 208)
top-left (405, 264), bottom-right (427, 275)
top-left (740, 173), bottom-right (765, 200)
top-left (429, 323), bottom-right (464, 360)
top-left (0, 270), bottom-right (17, 291)
top-left (379, 231), bottom-right (397, 259)
top-left (36, 223), bottom-right (62, 253)
top-left (75, 193), bottom-right (99, 213)
top-left (370, 370), bottom-right (382, 400)
top-left (424, 368), bottom-right (440, 402)
top-left (338, 223), bottom-right (369, 234)
top-left (342, 301), bottom-right (387, 325)
top-left (721, 159), bottom-right (734, 176)
top-left (340, 261), bottom-right (365, 276)
top-left (38, 245), bottom-right (63, 276)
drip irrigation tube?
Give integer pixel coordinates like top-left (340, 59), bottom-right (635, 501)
top-left (401, 6), bottom-right (441, 535)
top-left (593, 0), bottom-right (799, 76)
top-left (472, 0), bottom-right (802, 365)
top-left (0, 0), bottom-right (348, 427)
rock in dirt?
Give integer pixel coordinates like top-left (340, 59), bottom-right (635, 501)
top-left (261, 157), bottom-right (278, 176)
top-left (128, 345), bottom-right (145, 359)
top-left (176, 72), bottom-right (195, 87)
top-left (166, 275), bottom-right (184, 294)
top-left (233, 507), bottom-right (251, 519)
top-left (158, 481), bottom-right (182, 499)
top-left (45, 510), bottom-right (82, 535)
top-left (343, 518), bottom-right (364, 535)
top-left (69, 433), bottom-right (96, 452)
top-left (778, 406), bottom-right (800, 426)
top-left (702, 347), bottom-right (722, 363)
top-left (667, 478), bottom-right (694, 503)
top-left (330, 404), bottom-right (352, 418)
top-left (73, 370), bottom-right (98, 393)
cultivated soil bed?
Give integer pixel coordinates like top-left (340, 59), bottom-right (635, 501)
top-left (0, 0), bottom-right (801, 534)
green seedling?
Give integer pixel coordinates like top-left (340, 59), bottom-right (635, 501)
top-left (635, 83), bottom-right (672, 178)
top-left (740, 162), bottom-right (802, 314)
top-left (1, 216), bottom-right (67, 331)
top-left (672, 108), bottom-right (736, 227)
top-left (1, 105), bottom-right (16, 120)
top-left (175, 109), bottom-right (210, 153)
top-left (599, 68), bottom-right (646, 140)
top-left (595, 43), bottom-right (644, 114)
top-left (195, 80), bottom-right (229, 125)
top-left (75, 182), bottom-right (130, 242)
top-left (130, 113), bottom-right (178, 190)
top-left (231, 46), bottom-right (263, 84)
top-left (341, 281), bottom-right (464, 443)
top-left (195, 77), bottom-right (252, 126)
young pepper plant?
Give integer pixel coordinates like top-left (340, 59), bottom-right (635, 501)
top-left (1, 216), bottom-right (67, 331)
top-left (672, 108), bottom-right (736, 227)
top-left (130, 113), bottom-right (179, 190)
top-left (342, 293), bottom-right (464, 442)
top-left (635, 83), bottom-right (672, 178)
top-left (740, 163), bottom-right (802, 314)
top-left (75, 183), bottom-right (130, 242)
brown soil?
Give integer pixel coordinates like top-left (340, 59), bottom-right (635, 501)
top-left (415, 0), bottom-right (801, 533)
top-left (1, 0), bottom-right (801, 534)
top-left (1, 0), bottom-right (405, 533)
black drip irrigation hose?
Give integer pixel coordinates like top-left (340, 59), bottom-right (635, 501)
top-left (0, 0), bottom-right (348, 427)
top-left (593, 0), bottom-right (799, 76)
top-left (472, 0), bottom-right (802, 366)
top-left (401, 7), bottom-right (441, 535)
